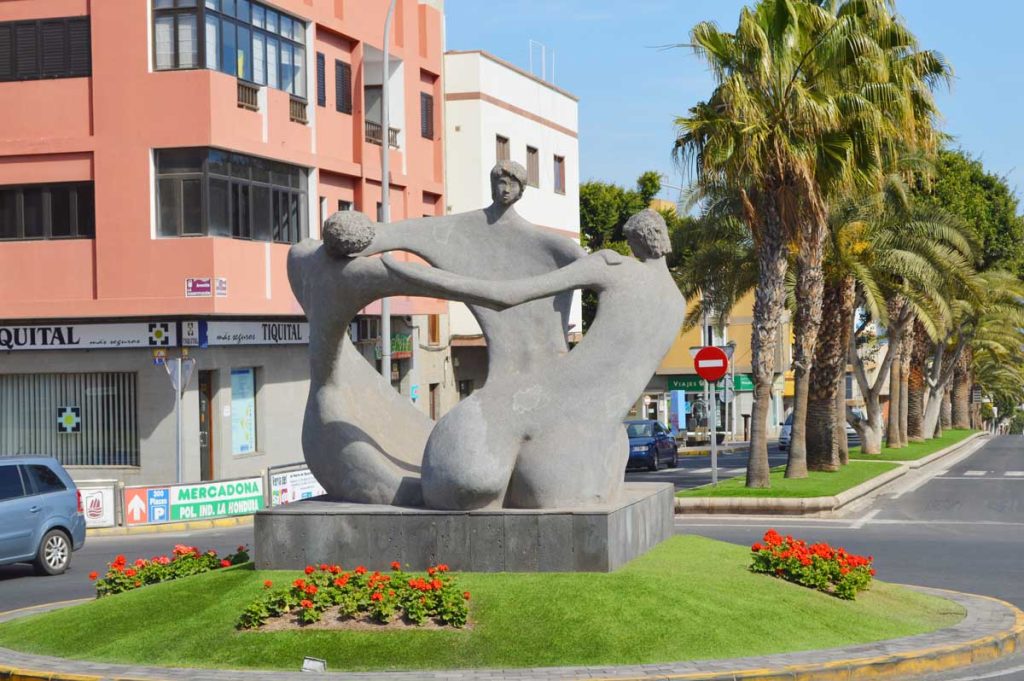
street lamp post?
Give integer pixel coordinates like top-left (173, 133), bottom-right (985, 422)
top-left (378, 0), bottom-right (397, 385)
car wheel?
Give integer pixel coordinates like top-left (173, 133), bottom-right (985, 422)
top-left (647, 452), bottom-right (659, 471)
top-left (668, 449), bottom-right (678, 469)
top-left (34, 529), bottom-right (71, 576)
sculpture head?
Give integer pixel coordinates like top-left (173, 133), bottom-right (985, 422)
top-left (323, 210), bottom-right (375, 259)
top-left (623, 209), bottom-right (672, 261)
top-left (489, 160), bottom-right (528, 207)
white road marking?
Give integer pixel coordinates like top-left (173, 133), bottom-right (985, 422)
top-left (964, 470), bottom-right (988, 476)
top-left (691, 468), bottom-right (712, 474)
top-left (937, 476), bottom-right (1024, 481)
top-left (945, 662), bottom-right (1024, 680)
top-left (1004, 471), bottom-right (1024, 477)
top-left (851, 508), bottom-right (881, 529)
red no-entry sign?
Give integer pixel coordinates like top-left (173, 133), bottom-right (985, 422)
top-left (694, 346), bottom-right (729, 382)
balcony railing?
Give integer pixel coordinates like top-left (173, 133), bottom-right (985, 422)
top-left (237, 80), bottom-right (259, 111)
top-left (289, 97), bottom-right (308, 124)
top-left (365, 120), bottom-right (400, 148)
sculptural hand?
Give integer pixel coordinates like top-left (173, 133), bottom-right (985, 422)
top-left (381, 254), bottom-right (512, 310)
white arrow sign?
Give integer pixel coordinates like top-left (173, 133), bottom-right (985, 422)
top-left (127, 494), bottom-right (146, 523)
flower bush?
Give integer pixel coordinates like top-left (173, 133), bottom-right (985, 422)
top-left (237, 562), bottom-right (470, 630)
top-left (91, 544), bottom-right (250, 597)
top-left (750, 529), bottom-right (875, 600)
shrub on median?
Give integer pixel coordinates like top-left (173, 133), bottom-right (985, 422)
top-left (89, 544), bottom-right (250, 597)
top-left (750, 529), bottom-right (875, 600)
top-left (237, 561), bottom-right (470, 630)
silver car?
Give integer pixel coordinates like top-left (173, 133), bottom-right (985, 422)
top-left (778, 414), bottom-right (860, 450)
top-left (0, 456), bottom-right (86, 575)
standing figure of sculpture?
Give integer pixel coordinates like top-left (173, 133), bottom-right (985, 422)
top-left (383, 209), bottom-right (684, 509)
top-left (355, 161), bottom-right (586, 509)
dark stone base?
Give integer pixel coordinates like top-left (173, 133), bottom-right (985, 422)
top-left (254, 482), bottom-right (674, 572)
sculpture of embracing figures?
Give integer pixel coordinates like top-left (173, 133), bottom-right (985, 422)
top-left (287, 161), bottom-right (684, 511)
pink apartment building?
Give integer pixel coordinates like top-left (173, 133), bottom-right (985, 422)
top-left (0, 0), bottom-right (453, 487)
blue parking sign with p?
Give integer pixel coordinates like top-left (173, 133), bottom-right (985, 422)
top-left (148, 488), bottom-right (169, 523)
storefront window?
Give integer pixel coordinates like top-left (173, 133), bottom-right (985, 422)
top-left (230, 368), bottom-right (257, 455)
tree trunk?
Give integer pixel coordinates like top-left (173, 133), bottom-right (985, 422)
top-left (886, 355), bottom-right (902, 448)
top-left (924, 383), bottom-right (945, 439)
top-left (858, 400), bottom-right (886, 454)
top-left (898, 334), bottom-right (911, 446)
top-left (951, 352), bottom-right (971, 430)
top-left (746, 194), bottom-right (789, 489)
top-left (851, 298), bottom-right (907, 455)
top-left (941, 390), bottom-right (952, 429)
top-left (786, 217), bottom-right (827, 479)
top-left (836, 374), bottom-right (849, 465)
top-left (805, 278), bottom-right (850, 472)
top-left (906, 321), bottom-right (929, 442)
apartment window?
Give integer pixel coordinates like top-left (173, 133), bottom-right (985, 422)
top-left (428, 314), bottom-right (440, 345)
top-left (155, 147), bottom-right (307, 244)
top-left (0, 372), bottom-right (139, 467)
top-left (0, 17), bottom-right (91, 82)
top-left (553, 155), bottom-right (566, 195)
top-left (338, 199), bottom-right (353, 211)
top-left (152, 0), bottom-right (306, 97)
top-left (526, 147), bottom-right (539, 187)
top-left (356, 316), bottom-right (380, 342)
top-left (334, 59), bottom-right (352, 114)
top-left (0, 182), bottom-right (95, 241)
top-left (496, 135), bottom-right (510, 162)
top-left (315, 51), bottom-right (325, 106)
top-left (230, 368), bottom-right (257, 455)
top-left (420, 92), bottom-right (434, 139)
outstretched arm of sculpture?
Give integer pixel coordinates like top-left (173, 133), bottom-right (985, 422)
top-left (381, 250), bottom-right (621, 310)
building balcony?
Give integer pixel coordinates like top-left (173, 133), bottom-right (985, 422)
top-left (365, 120), bottom-right (400, 148)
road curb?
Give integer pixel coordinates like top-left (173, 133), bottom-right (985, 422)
top-left (85, 514), bottom-right (253, 538)
top-left (674, 432), bottom-right (989, 515)
top-left (0, 586), bottom-right (1019, 680)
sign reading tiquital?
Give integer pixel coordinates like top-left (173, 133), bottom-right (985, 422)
top-left (0, 323), bottom-right (176, 351)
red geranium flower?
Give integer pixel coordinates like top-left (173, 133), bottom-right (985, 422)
top-left (125, 568), bottom-right (136, 577)
top-left (355, 565), bottom-right (367, 575)
top-left (263, 580), bottom-right (273, 589)
top-left (390, 561), bottom-right (401, 571)
top-left (220, 559), bottom-right (231, 568)
top-left (304, 565), bottom-right (315, 575)
top-left (370, 592), bottom-right (383, 601)
top-left (463, 591), bottom-right (471, 600)
top-left (300, 599), bottom-right (313, 609)
top-left (88, 571), bottom-right (98, 580)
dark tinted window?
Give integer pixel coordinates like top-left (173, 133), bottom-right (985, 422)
top-left (24, 464), bottom-right (67, 494)
top-left (626, 422), bottom-right (654, 438)
top-left (0, 17), bottom-right (91, 82)
top-left (0, 465), bottom-right (23, 501)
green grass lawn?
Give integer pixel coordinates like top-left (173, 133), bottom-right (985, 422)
top-left (0, 536), bottom-right (963, 672)
top-left (677, 461), bottom-right (900, 498)
top-left (850, 428), bottom-right (975, 461)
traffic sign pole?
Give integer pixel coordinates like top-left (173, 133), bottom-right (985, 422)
top-left (710, 378), bottom-right (718, 486)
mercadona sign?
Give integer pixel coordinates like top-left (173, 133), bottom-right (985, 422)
top-left (170, 477), bottom-right (264, 521)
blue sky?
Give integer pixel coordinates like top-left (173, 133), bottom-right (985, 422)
top-left (445, 1), bottom-right (1024, 203)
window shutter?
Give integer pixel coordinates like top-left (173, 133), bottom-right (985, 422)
top-left (14, 23), bottom-right (39, 79)
top-left (316, 51), bottom-right (325, 106)
top-left (40, 20), bottom-right (67, 77)
top-left (420, 92), bottom-right (434, 139)
top-left (335, 59), bottom-right (352, 114)
top-left (67, 19), bottom-right (90, 76)
top-left (0, 26), bottom-right (12, 80)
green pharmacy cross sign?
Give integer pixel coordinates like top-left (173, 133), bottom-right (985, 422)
top-left (56, 406), bottom-right (82, 434)
top-left (668, 374), bottom-right (755, 392)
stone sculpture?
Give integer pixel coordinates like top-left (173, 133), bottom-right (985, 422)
top-left (287, 162), bottom-right (684, 512)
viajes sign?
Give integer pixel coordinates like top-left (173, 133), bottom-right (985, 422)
top-left (0, 322), bottom-right (176, 351)
top-left (124, 476), bottom-right (265, 526)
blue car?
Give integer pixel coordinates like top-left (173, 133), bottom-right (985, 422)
top-left (625, 420), bottom-right (679, 471)
top-left (0, 456), bottom-right (86, 575)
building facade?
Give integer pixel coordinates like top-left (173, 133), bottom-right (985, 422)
top-left (0, 0), bottom-right (453, 486)
top-left (441, 49), bottom-right (582, 396)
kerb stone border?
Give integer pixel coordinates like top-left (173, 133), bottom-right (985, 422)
top-left (675, 431), bottom-right (990, 515)
top-left (0, 586), bottom-right (1020, 680)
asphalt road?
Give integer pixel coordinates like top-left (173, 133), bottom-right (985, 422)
top-left (625, 442), bottom-right (785, 490)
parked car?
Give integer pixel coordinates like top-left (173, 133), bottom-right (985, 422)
top-left (778, 414), bottom-right (861, 450)
top-left (0, 456), bottom-right (86, 575)
top-left (625, 420), bottom-right (678, 471)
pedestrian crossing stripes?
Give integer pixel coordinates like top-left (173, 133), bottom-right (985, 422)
top-left (939, 470), bottom-right (1024, 478)
top-left (964, 470), bottom-right (987, 476)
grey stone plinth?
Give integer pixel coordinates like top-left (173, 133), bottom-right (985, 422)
top-left (254, 482), bottom-right (674, 572)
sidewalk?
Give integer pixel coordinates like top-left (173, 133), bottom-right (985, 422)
top-left (0, 585), bottom-right (1020, 680)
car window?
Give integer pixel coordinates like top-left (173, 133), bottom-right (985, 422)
top-left (0, 465), bottom-right (24, 501)
top-left (626, 422), bottom-right (654, 438)
top-left (23, 464), bottom-right (67, 495)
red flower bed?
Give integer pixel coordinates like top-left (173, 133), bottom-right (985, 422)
top-left (750, 529), bottom-right (875, 599)
top-left (91, 544), bottom-right (250, 597)
top-left (237, 562), bottom-right (469, 629)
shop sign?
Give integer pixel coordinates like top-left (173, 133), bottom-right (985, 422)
top-left (124, 477), bottom-right (264, 525)
top-left (56, 406), bottom-right (81, 433)
top-left (270, 467), bottom-right (326, 506)
top-left (0, 322), bottom-right (176, 351)
top-left (185, 277), bottom-right (213, 297)
top-left (374, 333), bottom-right (413, 360)
top-left (215, 277), bottom-right (229, 297)
top-left (182, 320), bottom-right (309, 347)
top-left (667, 374), bottom-right (756, 392)
top-left (80, 485), bottom-right (116, 528)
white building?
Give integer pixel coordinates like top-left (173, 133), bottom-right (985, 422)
top-left (442, 50), bottom-right (582, 397)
